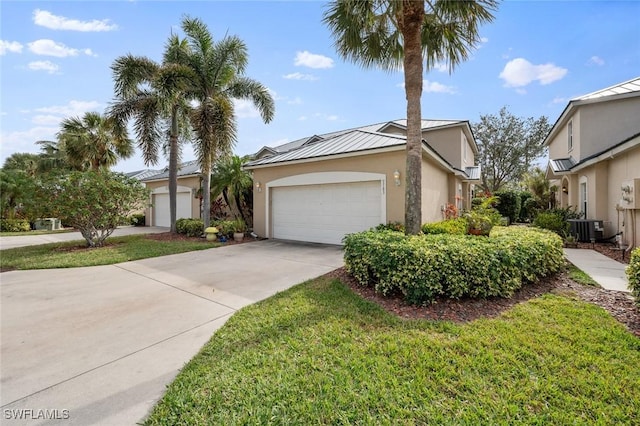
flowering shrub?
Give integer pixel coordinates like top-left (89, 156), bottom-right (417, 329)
top-left (343, 226), bottom-right (564, 304)
top-left (627, 248), bottom-right (640, 306)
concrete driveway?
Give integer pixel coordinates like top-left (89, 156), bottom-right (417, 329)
top-left (0, 226), bottom-right (169, 250)
top-left (0, 240), bottom-right (344, 425)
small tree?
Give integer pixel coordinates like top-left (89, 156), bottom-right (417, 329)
top-left (39, 171), bottom-right (148, 247)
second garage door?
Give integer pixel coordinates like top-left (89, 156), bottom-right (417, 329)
top-left (153, 192), bottom-right (193, 227)
top-left (271, 181), bottom-right (382, 245)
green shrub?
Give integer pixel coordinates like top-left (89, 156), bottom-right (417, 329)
top-left (421, 218), bottom-right (468, 235)
top-left (627, 248), bottom-right (640, 306)
top-left (494, 190), bottom-right (521, 224)
top-left (533, 211), bottom-right (569, 235)
top-left (0, 218), bottom-right (31, 232)
top-left (130, 213), bottom-right (145, 226)
top-left (375, 222), bottom-right (405, 233)
top-left (175, 218), bottom-right (204, 237)
top-left (212, 220), bottom-right (236, 237)
top-left (343, 226), bottom-right (564, 305)
top-left (518, 192), bottom-right (534, 222)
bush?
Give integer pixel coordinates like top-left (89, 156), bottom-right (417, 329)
top-left (130, 214), bottom-right (145, 227)
top-left (494, 190), bottom-right (521, 224)
top-left (627, 248), bottom-right (640, 306)
top-left (518, 192), bottom-right (534, 222)
top-left (212, 220), bottom-right (236, 237)
top-left (375, 222), bottom-right (405, 233)
top-left (343, 226), bottom-right (564, 305)
top-left (533, 211), bottom-right (569, 236)
top-left (422, 218), bottom-right (468, 235)
top-left (0, 218), bottom-right (31, 232)
top-left (176, 218), bottom-right (204, 237)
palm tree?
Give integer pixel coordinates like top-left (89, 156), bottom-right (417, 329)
top-left (109, 36), bottom-right (193, 233)
top-left (57, 111), bottom-right (133, 171)
top-left (211, 155), bottom-right (253, 225)
top-left (179, 16), bottom-right (275, 229)
top-left (323, 0), bottom-right (497, 234)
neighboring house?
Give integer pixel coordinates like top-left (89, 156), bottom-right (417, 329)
top-left (245, 119), bottom-right (481, 245)
top-left (545, 76), bottom-right (640, 249)
top-left (124, 169), bottom-right (162, 181)
top-left (141, 160), bottom-right (202, 227)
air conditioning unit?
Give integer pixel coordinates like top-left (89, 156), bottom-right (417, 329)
top-left (567, 219), bottom-right (604, 242)
top-left (620, 178), bottom-right (640, 209)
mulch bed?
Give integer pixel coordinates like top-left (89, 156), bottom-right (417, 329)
top-left (575, 241), bottom-right (631, 264)
top-left (327, 267), bottom-right (640, 338)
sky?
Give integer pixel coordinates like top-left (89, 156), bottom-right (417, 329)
top-left (1, 0), bottom-right (639, 173)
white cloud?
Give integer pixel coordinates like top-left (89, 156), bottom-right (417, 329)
top-left (28, 60), bottom-right (60, 74)
top-left (0, 126), bottom-right (59, 156)
top-left (0, 40), bottom-right (23, 55)
top-left (397, 80), bottom-right (456, 94)
top-left (480, 37), bottom-right (489, 43)
top-left (28, 39), bottom-right (94, 57)
top-left (234, 99), bottom-right (259, 119)
top-left (33, 9), bottom-right (118, 32)
top-left (432, 62), bottom-right (449, 73)
top-left (588, 56), bottom-right (605, 66)
top-left (551, 96), bottom-right (567, 104)
top-left (499, 58), bottom-right (568, 88)
top-left (298, 116), bottom-right (308, 121)
top-left (283, 72), bottom-right (318, 81)
top-left (287, 97), bottom-right (302, 105)
top-left (313, 113), bottom-right (339, 121)
top-left (32, 114), bottom-right (63, 125)
top-left (294, 51), bottom-right (334, 69)
top-left (35, 100), bottom-right (101, 116)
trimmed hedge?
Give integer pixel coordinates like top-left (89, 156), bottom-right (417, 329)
top-left (421, 218), bottom-right (468, 235)
top-left (627, 248), bottom-right (640, 306)
top-left (176, 218), bottom-right (204, 237)
top-left (343, 226), bottom-right (564, 305)
top-left (0, 218), bottom-right (31, 232)
top-left (533, 211), bottom-right (569, 236)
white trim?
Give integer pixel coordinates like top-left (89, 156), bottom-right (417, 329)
top-left (150, 185), bottom-right (194, 195)
top-left (265, 172), bottom-right (387, 239)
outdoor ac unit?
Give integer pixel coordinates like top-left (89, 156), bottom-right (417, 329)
top-left (620, 178), bottom-right (640, 209)
top-left (568, 219), bottom-right (604, 242)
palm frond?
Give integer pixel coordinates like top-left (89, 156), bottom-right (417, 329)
top-left (227, 77), bottom-right (275, 123)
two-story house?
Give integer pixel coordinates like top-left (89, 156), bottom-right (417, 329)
top-left (545, 77), bottom-right (640, 249)
top-left (245, 119), bottom-right (480, 244)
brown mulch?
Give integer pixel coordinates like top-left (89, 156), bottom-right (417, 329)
top-left (326, 267), bottom-right (640, 338)
top-left (575, 241), bottom-right (631, 264)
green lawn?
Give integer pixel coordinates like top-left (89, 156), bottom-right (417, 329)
top-left (567, 263), bottom-right (600, 287)
top-left (0, 235), bottom-right (219, 270)
top-left (145, 277), bottom-right (639, 425)
top-left (0, 229), bottom-right (75, 237)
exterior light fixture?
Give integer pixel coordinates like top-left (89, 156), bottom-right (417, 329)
top-left (393, 170), bottom-right (401, 186)
top-left (562, 186), bottom-right (568, 194)
top-left (256, 182), bottom-right (262, 192)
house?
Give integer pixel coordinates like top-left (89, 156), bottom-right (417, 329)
top-left (545, 76), bottom-right (640, 249)
top-left (141, 160), bottom-right (202, 227)
top-left (125, 169), bottom-right (162, 181)
top-left (244, 119), bottom-right (481, 245)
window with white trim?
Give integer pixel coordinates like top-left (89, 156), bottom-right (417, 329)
top-left (568, 120), bottom-right (573, 151)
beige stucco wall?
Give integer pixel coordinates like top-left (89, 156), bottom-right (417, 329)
top-left (143, 176), bottom-right (201, 226)
top-left (422, 127), bottom-right (461, 169)
top-left (549, 110), bottom-right (582, 161)
top-left (249, 149), bottom-right (455, 238)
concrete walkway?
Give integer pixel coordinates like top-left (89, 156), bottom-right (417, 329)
top-left (564, 248), bottom-right (630, 292)
top-left (0, 226), bottom-right (169, 250)
top-left (0, 240), bottom-right (344, 425)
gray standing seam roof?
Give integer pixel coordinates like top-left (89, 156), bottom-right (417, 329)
top-left (141, 160), bottom-right (202, 181)
top-left (549, 157), bottom-right (577, 173)
top-left (572, 76), bottom-right (640, 101)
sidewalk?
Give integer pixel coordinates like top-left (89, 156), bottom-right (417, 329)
top-left (564, 248), bottom-right (630, 293)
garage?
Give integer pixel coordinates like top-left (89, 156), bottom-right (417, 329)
top-left (153, 192), bottom-right (193, 227)
top-left (271, 181), bottom-right (382, 245)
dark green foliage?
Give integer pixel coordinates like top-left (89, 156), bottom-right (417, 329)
top-left (375, 222), bottom-right (405, 233)
top-left (494, 190), bottom-right (521, 224)
top-left (0, 218), bottom-right (31, 232)
top-left (518, 192), bottom-right (534, 222)
top-left (533, 212), bottom-right (569, 236)
top-left (548, 206), bottom-right (583, 221)
top-left (421, 218), bottom-right (468, 235)
top-left (176, 218), bottom-right (204, 237)
top-left (343, 226), bottom-right (564, 305)
top-left (627, 248), bottom-right (640, 306)
top-left (212, 220), bottom-right (236, 237)
top-left (130, 214), bottom-right (146, 226)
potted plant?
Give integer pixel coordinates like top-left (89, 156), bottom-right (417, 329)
top-left (465, 210), bottom-right (493, 236)
top-left (231, 218), bottom-right (247, 242)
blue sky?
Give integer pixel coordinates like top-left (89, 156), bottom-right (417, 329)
top-left (1, 1), bottom-right (639, 172)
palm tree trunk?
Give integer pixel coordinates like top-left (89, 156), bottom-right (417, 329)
top-left (400, 1), bottom-right (425, 235)
top-left (168, 108), bottom-right (179, 233)
top-left (202, 159), bottom-right (212, 228)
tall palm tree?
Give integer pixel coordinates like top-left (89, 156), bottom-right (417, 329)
top-left (179, 16), bottom-right (275, 229)
top-left (109, 36), bottom-right (193, 233)
top-left (323, 0), bottom-right (497, 234)
top-left (57, 111), bottom-right (134, 171)
top-left (211, 154), bottom-right (253, 225)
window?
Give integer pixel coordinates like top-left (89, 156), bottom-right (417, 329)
top-left (568, 120), bottom-right (573, 151)
top-left (579, 179), bottom-right (587, 217)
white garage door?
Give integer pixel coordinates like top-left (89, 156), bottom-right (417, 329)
top-left (153, 192), bottom-right (193, 227)
top-left (271, 181), bottom-right (382, 245)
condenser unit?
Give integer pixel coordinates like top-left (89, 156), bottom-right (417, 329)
top-left (568, 219), bottom-right (604, 242)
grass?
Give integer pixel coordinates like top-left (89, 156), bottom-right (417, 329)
top-left (145, 276), bottom-right (640, 425)
top-left (0, 229), bottom-right (75, 237)
top-left (567, 263), bottom-right (600, 287)
top-left (0, 235), bottom-right (220, 270)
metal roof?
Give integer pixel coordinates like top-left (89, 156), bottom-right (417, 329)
top-left (464, 166), bottom-right (481, 180)
top-left (141, 160), bottom-right (201, 181)
top-left (549, 157), bottom-right (577, 173)
top-left (125, 169), bottom-right (162, 180)
top-left (246, 130), bottom-right (406, 167)
top-left (572, 76), bottom-right (640, 101)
